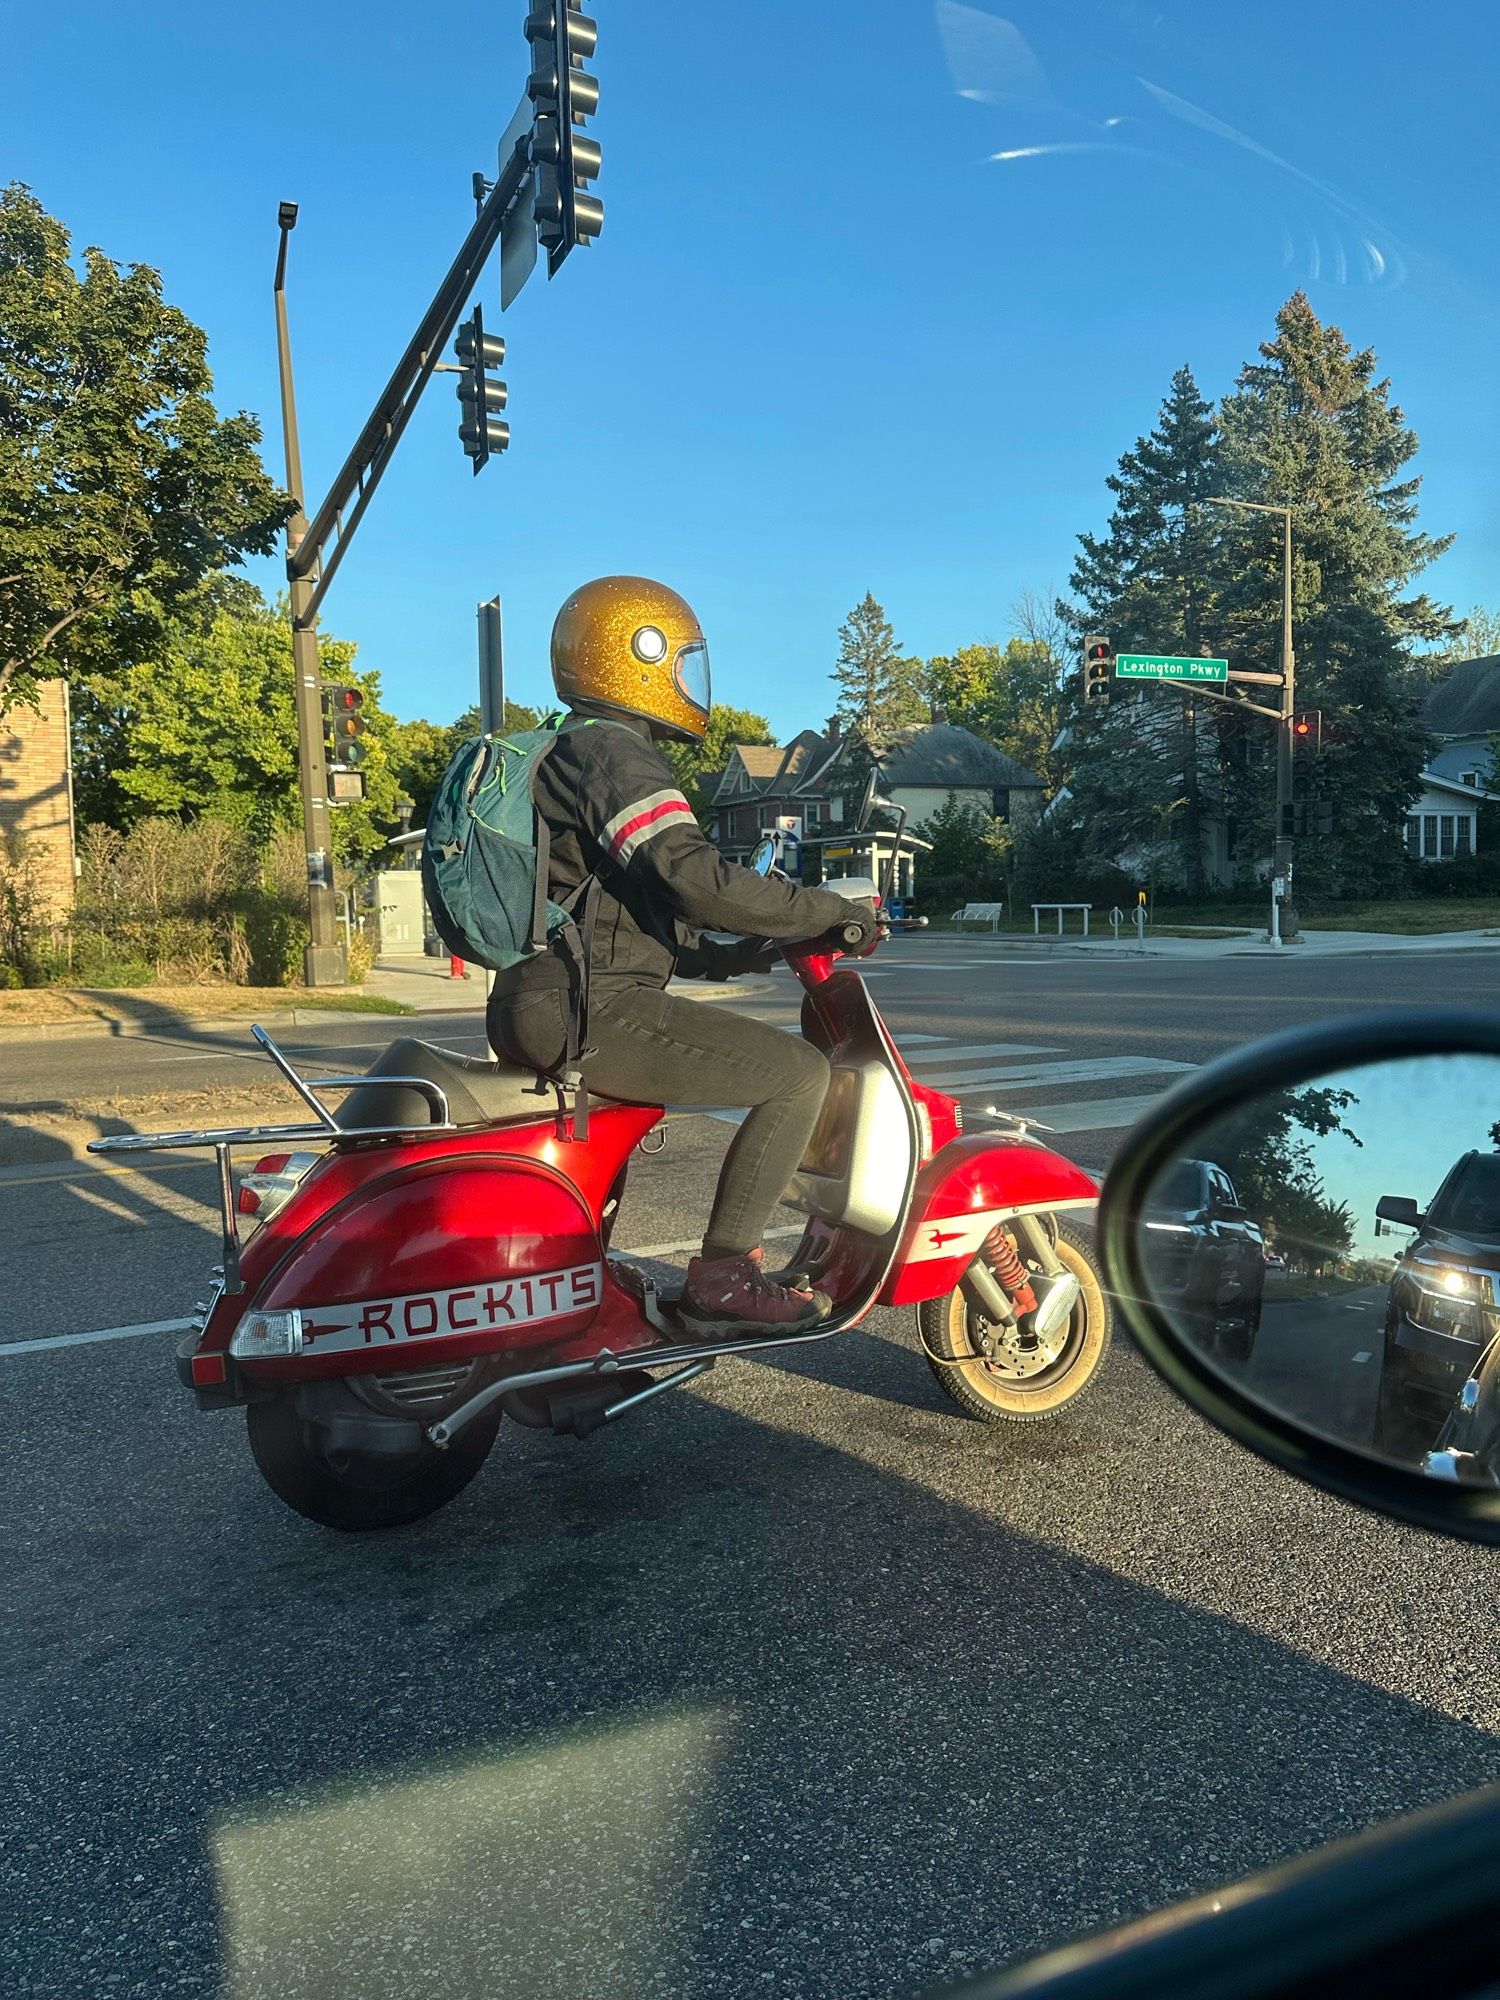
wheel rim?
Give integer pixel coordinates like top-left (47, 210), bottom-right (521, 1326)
top-left (961, 1289), bottom-right (1089, 1392)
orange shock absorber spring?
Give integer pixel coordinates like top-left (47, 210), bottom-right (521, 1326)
top-left (981, 1223), bottom-right (1037, 1317)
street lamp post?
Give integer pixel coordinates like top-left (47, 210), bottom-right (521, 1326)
top-left (1205, 496), bottom-right (1299, 948)
top-left (273, 203), bottom-right (346, 986)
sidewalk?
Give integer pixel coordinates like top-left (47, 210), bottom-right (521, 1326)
top-left (903, 926), bottom-right (1500, 961)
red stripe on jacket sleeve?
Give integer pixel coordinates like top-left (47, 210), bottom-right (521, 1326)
top-left (605, 796), bottom-right (695, 865)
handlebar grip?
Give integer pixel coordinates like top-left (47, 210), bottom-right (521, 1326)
top-left (839, 921), bottom-right (868, 948)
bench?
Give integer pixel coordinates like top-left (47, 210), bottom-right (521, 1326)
top-left (1032, 901), bottom-right (1092, 936)
top-left (951, 901), bottom-right (1005, 932)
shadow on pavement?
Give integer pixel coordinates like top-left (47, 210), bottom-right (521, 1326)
top-left (6, 1323), bottom-right (1500, 2000)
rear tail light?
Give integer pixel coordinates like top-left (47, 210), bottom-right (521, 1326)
top-left (237, 1151), bottom-right (319, 1224)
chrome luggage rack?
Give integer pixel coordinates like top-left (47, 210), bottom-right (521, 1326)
top-left (87, 1024), bottom-right (459, 1294)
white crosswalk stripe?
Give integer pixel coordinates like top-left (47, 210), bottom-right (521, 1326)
top-left (703, 1031), bottom-right (1196, 1135)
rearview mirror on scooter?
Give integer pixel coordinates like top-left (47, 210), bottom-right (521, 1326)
top-left (1100, 1007), bottom-right (1500, 1546)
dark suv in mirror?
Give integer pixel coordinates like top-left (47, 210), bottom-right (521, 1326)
top-left (1143, 1157), bottom-right (1266, 1358)
top-left (1375, 1151), bottom-right (1500, 1454)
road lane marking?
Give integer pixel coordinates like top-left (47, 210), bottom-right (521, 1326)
top-left (0, 1158), bottom-right (214, 1188)
top-left (917, 1055), bottom-right (1195, 1091)
top-left (995, 1092), bottom-right (1175, 1134)
top-left (2, 1318), bottom-right (192, 1357)
top-left (1353, 1351), bottom-right (1373, 1363)
top-left (911, 1043), bottom-right (1063, 1065)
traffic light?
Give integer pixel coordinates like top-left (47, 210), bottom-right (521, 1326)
top-left (455, 306), bottom-right (509, 473)
top-left (525, 3), bottom-right (602, 274)
top-left (1291, 709), bottom-right (1323, 793)
top-left (1082, 635), bottom-right (1113, 706)
top-left (323, 685), bottom-right (367, 768)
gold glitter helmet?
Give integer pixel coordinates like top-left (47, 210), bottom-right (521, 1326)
top-left (550, 576), bottom-right (711, 744)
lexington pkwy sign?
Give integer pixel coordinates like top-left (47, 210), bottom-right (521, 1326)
top-left (1114, 653), bottom-right (1229, 684)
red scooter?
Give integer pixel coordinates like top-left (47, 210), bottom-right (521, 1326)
top-left (91, 862), bottom-right (1109, 1531)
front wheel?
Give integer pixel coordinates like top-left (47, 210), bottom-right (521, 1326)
top-left (918, 1218), bottom-right (1111, 1424)
top-left (247, 1391), bottom-right (502, 1531)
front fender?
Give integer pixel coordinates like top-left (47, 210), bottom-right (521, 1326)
top-left (881, 1134), bottom-right (1100, 1306)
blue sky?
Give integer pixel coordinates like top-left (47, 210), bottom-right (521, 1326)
top-left (4, 1), bottom-right (1496, 738)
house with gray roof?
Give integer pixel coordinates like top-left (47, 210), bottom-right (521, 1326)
top-left (708, 716), bottom-right (1045, 896)
top-left (1411, 655), bottom-right (1500, 862)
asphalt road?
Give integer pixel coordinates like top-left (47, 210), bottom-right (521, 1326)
top-left (5, 941), bottom-right (1500, 1999)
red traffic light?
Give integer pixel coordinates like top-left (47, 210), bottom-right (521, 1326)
top-left (325, 685), bottom-right (364, 714)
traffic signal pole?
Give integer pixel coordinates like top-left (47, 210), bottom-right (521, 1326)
top-left (1272, 505), bottom-right (1299, 948)
top-left (274, 208), bottom-right (344, 986)
top-left (269, 137), bottom-right (531, 988)
top-left (267, 6), bottom-right (602, 986)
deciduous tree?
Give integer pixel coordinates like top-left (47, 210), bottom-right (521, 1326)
top-left (0, 184), bottom-right (290, 713)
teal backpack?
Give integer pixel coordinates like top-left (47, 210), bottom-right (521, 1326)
top-left (421, 713), bottom-right (622, 1127)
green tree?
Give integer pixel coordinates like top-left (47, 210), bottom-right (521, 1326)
top-left (0, 184), bottom-right (290, 713)
top-left (1427, 604), bottom-right (1500, 667)
top-left (660, 703), bottom-right (775, 822)
top-left (1067, 364), bottom-right (1224, 890)
top-left (1216, 292), bottom-right (1457, 895)
top-left (831, 592), bottom-right (925, 738)
top-left (1201, 1083), bottom-right (1360, 1272)
top-left (71, 583), bottom-right (403, 867)
top-left (914, 790), bottom-right (1010, 901)
top-left (926, 634), bottom-right (1068, 789)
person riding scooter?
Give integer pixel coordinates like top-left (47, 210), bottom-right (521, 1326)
top-left (486, 574), bottom-right (877, 1336)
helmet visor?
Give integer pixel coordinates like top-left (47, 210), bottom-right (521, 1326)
top-left (673, 640), bottom-right (711, 717)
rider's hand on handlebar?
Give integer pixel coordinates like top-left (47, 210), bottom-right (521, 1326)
top-left (711, 934), bottom-right (780, 977)
top-left (819, 903), bottom-right (880, 956)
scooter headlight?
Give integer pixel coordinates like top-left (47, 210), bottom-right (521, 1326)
top-left (230, 1310), bottom-right (305, 1359)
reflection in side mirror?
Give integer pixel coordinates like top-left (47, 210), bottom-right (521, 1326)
top-left (1101, 1014), bottom-right (1500, 1544)
top-left (748, 835), bottom-right (777, 878)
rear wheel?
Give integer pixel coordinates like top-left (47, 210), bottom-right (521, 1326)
top-left (919, 1218), bottom-right (1111, 1424)
top-left (247, 1391), bottom-right (502, 1532)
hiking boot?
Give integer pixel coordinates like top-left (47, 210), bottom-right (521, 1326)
top-left (678, 1247), bottom-right (832, 1337)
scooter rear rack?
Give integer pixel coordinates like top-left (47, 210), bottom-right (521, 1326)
top-left (87, 1024), bottom-right (460, 1293)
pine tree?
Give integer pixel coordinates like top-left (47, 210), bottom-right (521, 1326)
top-left (831, 593), bottom-right (925, 740)
top-left (1066, 365), bottom-right (1224, 887)
top-left (1217, 292), bottom-right (1457, 894)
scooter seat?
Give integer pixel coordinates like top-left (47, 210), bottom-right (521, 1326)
top-left (337, 1036), bottom-right (610, 1132)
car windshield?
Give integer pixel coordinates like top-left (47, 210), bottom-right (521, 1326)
top-left (5, 3), bottom-right (1498, 1997)
top-left (1154, 1161), bottom-right (1204, 1209)
top-left (1429, 1155), bottom-right (1500, 1239)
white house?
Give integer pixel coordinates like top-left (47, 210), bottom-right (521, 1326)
top-left (1412, 654), bottom-right (1500, 861)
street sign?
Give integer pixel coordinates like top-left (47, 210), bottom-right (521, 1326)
top-left (825, 846), bottom-right (852, 860)
top-left (1115, 653), bottom-right (1228, 684)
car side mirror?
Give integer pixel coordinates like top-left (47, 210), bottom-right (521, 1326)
top-left (1099, 1008), bottom-right (1500, 1545)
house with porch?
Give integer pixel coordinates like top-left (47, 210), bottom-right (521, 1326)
top-left (708, 716), bottom-right (1045, 899)
top-left (1410, 654), bottom-right (1500, 861)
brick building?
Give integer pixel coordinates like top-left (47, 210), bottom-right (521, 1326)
top-left (0, 679), bottom-right (77, 911)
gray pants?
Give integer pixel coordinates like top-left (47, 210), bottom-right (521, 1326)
top-left (487, 977), bottom-right (830, 1258)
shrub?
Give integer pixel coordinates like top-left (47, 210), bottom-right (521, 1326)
top-left (241, 893), bottom-right (309, 987)
top-left (345, 928), bottom-right (378, 984)
top-left (0, 833), bottom-right (48, 985)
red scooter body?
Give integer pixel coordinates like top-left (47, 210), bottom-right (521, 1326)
top-left (103, 924), bottom-right (1110, 1529)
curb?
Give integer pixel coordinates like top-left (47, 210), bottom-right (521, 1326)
top-left (0, 1005), bottom-right (423, 1044)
